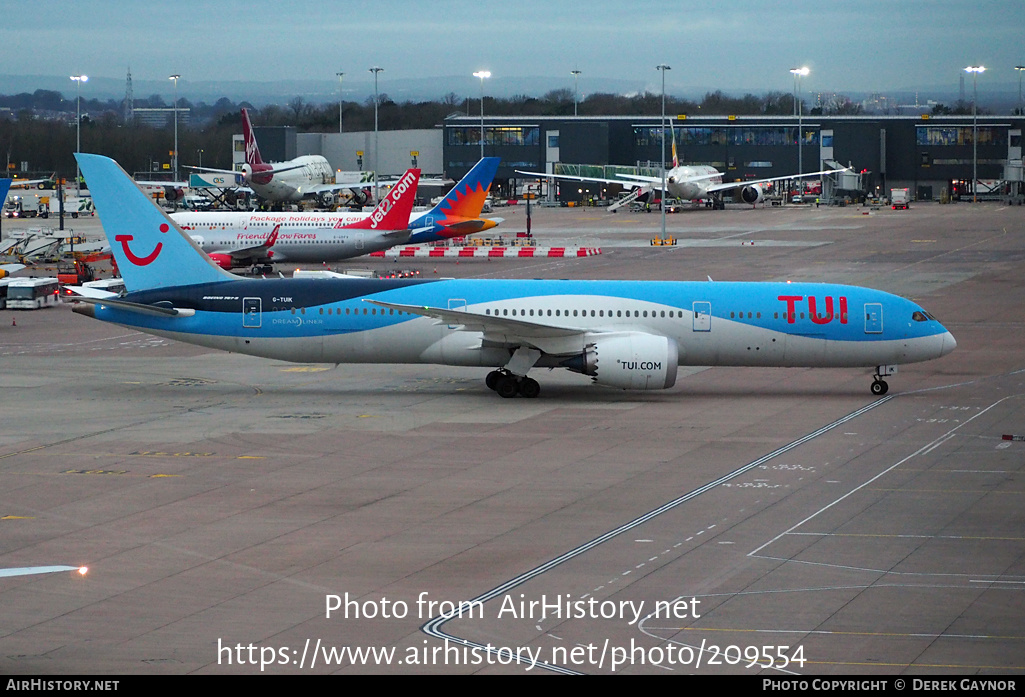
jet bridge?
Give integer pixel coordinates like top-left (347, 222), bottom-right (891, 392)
top-left (820, 159), bottom-right (865, 205)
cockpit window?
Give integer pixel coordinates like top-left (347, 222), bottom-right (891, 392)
top-left (912, 311), bottom-right (928, 322)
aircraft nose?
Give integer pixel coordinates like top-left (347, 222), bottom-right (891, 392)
top-left (941, 331), bottom-right (957, 356)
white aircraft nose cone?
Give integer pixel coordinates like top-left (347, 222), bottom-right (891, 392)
top-left (941, 331), bottom-right (957, 356)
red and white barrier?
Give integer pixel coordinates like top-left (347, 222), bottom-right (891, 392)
top-left (368, 246), bottom-right (602, 259)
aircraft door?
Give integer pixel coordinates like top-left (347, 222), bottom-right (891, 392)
top-left (692, 301), bottom-right (711, 331)
top-left (356, 232), bottom-right (365, 250)
top-left (243, 297), bottom-right (262, 328)
top-left (864, 303), bottom-right (883, 334)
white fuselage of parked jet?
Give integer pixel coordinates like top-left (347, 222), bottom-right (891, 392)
top-left (171, 210), bottom-right (427, 263)
top-left (663, 164), bottom-right (722, 199)
top-left (244, 155), bottom-right (336, 202)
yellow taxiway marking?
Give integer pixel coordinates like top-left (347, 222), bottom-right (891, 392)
top-left (281, 366), bottom-right (332, 373)
top-left (2, 516), bottom-right (35, 520)
top-left (149, 474), bottom-right (181, 478)
top-left (236, 456), bottom-right (266, 460)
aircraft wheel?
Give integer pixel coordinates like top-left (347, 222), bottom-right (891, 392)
top-left (495, 376), bottom-right (519, 399)
top-left (485, 370), bottom-right (503, 391)
top-left (518, 377), bottom-right (540, 399)
top-left (871, 379), bottom-right (889, 396)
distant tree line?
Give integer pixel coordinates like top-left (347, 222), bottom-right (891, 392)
top-left (0, 86), bottom-right (978, 178)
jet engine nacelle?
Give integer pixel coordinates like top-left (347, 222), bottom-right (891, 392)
top-left (208, 253), bottom-right (235, 270)
top-left (736, 183), bottom-right (765, 205)
top-left (561, 332), bottom-right (679, 390)
top-left (243, 163), bottom-right (273, 186)
top-left (163, 186), bottom-right (184, 202)
top-left (348, 188), bottom-right (370, 207)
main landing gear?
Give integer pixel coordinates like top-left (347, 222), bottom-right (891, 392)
top-left (486, 370), bottom-right (541, 399)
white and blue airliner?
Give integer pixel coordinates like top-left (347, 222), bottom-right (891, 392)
top-left (72, 154), bottom-right (956, 399)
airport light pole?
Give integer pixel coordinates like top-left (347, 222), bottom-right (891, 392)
top-left (965, 66), bottom-right (985, 203)
top-left (473, 70), bottom-right (491, 160)
top-left (70, 74), bottom-right (88, 194)
top-left (336, 72), bottom-right (344, 133)
top-left (369, 67), bottom-right (383, 202)
top-left (790, 67), bottom-right (809, 180)
top-left (168, 74), bottom-right (180, 186)
top-left (657, 64), bottom-right (670, 242)
top-left (1015, 65), bottom-right (1025, 116)
top-left (571, 69), bottom-right (581, 116)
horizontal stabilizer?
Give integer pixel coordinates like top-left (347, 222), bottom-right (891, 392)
top-left (71, 296), bottom-right (195, 317)
top-left (63, 285), bottom-right (119, 299)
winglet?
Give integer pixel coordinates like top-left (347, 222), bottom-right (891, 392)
top-left (343, 169), bottom-right (420, 231)
top-left (264, 224), bottom-right (281, 248)
top-left (75, 153), bottom-right (236, 292)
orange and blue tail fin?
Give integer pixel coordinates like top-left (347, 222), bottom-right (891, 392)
top-left (409, 157), bottom-right (500, 243)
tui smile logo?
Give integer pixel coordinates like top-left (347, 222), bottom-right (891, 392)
top-left (115, 223), bottom-right (168, 266)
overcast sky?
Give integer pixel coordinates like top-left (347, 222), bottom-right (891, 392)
top-left (4, 0), bottom-right (1022, 99)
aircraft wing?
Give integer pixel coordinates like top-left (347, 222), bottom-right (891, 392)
top-left (8, 175), bottom-right (56, 189)
top-left (516, 169), bottom-right (651, 189)
top-left (703, 166), bottom-right (848, 194)
top-left (617, 172), bottom-right (723, 185)
top-left (364, 299), bottom-right (595, 354)
top-left (135, 178), bottom-right (191, 188)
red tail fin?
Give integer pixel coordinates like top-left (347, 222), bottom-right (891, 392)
top-left (241, 108), bottom-right (264, 166)
top-left (344, 169), bottom-right (420, 230)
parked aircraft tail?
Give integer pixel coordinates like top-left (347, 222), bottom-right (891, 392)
top-left (240, 108), bottom-right (265, 167)
top-left (431, 157), bottom-right (499, 222)
top-left (75, 153), bottom-right (236, 292)
top-left (408, 157), bottom-right (500, 243)
top-left (343, 168), bottom-right (420, 230)
top-left (0, 177), bottom-right (11, 203)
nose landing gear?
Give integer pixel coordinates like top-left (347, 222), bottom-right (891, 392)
top-left (871, 365), bottom-right (898, 396)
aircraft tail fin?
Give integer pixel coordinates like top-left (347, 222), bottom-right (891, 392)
top-left (343, 169), bottom-right (420, 231)
top-left (0, 177), bottom-right (11, 203)
top-left (408, 157), bottom-right (500, 244)
top-left (75, 153), bottom-right (237, 292)
top-left (671, 129), bottom-right (679, 169)
top-left (430, 157), bottom-right (500, 222)
top-left (241, 108), bottom-right (265, 166)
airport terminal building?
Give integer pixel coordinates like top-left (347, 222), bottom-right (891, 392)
top-left (247, 113), bottom-right (1025, 204)
top-left (442, 113), bottom-right (1025, 203)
